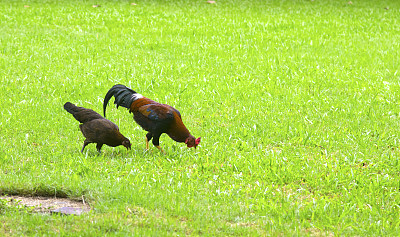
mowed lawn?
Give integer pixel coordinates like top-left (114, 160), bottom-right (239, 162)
top-left (1, 0), bottom-right (400, 235)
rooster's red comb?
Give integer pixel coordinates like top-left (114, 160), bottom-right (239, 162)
top-left (195, 137), bottom-right (201, 145)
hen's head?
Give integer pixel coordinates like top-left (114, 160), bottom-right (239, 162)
top-left (122, 139), bottom-right (132, 150)
top-left (185, 136), bottom-right (201, 149)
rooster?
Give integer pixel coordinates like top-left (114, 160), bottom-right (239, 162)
top-left (103, 84), bottom-right (200, 153)
top-left (64, 102), bottom-right (131, 153)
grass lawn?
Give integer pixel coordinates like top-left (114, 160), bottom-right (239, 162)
top-left (1, 0), bottom-right (400, 235)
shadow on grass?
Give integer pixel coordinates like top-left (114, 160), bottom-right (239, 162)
top-left (1, 183), bottom-right (72, 199)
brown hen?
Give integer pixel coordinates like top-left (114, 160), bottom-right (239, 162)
top-left (64, 102), bottom-right (131, 153)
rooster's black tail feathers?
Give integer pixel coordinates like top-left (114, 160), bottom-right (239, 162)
top-left (103, 84), bottom-right (137, 117)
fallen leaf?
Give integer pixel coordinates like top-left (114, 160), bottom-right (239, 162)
top-left (24, 5), bottom-right (30, 7)
top-left (131, 3), bottom-right (137, 5)
top-left (207, 1), bottom-right (216, 3)
top-left (384, 7), bottom-right (389, 10)
top-left (347, 1), bottom-right (352, 4)
top-left (92, 4), bottom-right (101, 8)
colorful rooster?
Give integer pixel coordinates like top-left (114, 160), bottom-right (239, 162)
top-left (103, 84), bottom-right (200, 153)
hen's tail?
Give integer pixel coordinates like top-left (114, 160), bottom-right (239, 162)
top-left (64, 102), bottom-right (83, 114)
top-left (103, 84), bottom-right (138, 117)
top-left (64, 102), bottom-right (103, 123)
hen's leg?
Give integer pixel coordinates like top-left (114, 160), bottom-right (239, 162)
top-left (81, 140), bottom-right (90, 153)
top-left (145, 133), bottom-right (153, 150)
top-left (96, 143), bottom-right (103, 153)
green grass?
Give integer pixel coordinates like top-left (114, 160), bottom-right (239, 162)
top-left (1, 0), bottom-right (400, 235)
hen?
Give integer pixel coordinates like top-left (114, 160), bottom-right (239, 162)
top-left (64, 102), bottom-right (131, 153)
top-left (103, 84), bottom-right (200, 153)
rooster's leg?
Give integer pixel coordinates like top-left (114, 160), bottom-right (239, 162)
top-left (145, 137), bottom-right (149, 150)
top-left (155, 146), bottom-right (165, 154)
top-left (145, 133), bottom-right (153, 150)
top-left (152, 134), bottom-right (166, 154)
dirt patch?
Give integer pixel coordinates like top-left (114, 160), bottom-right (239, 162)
top-left (0, 195), bottom-right (90, 215)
